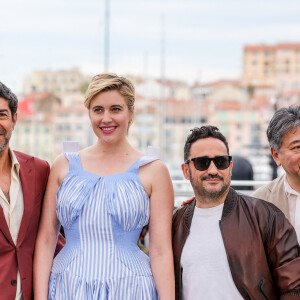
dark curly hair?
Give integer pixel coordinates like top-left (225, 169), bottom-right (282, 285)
top-left (0, 82), bottom-right (18, 118)
top-left (184, 125), bottom-right (229, 161)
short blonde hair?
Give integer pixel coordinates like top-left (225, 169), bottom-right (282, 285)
top-left (84, 73), bottom-right (135, 110)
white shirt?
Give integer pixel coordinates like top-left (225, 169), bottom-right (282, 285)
top-left (0, 149), bottom-right (24, 300)
top-left (284, 176), bottom-right (300, 243)
top-left (181, 203), bottom-right (243, 300)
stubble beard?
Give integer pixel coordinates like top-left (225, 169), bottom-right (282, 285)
top-left (0, 129), bottom-right (10, 153)
top-left (189, 168), bottom-right (231, 205)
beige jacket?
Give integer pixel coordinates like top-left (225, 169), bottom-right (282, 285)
top-left (252, 174), bottom-right (290, 221)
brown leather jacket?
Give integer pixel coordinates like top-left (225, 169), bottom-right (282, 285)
top-left (172, 188), bottom-right (300, 300)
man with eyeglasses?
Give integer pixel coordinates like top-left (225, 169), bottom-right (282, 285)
top-left (172, 125), bottom-right (300, 300)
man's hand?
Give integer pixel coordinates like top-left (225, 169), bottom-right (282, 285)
top-left (181, 196), bottom-right (195, 206)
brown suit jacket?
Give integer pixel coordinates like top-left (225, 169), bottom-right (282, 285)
top-left (252, 174), bottom-right (290, 221)
top-left (0, 151), bottom-right (64, 300)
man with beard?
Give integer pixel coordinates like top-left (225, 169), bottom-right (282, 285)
top-left (0, 82), bottom-right (64, 300)
top-left (172, 125), bottom-right (300, 300)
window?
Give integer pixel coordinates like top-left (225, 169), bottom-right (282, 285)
top-left (165, 116), bottom-right (175, 123)
top-left (277, 50), bottom-right (291, 56)
top-left (64, 124), bottom-right (71, 131)
top-left (181, 117), bottom-right (193, 123)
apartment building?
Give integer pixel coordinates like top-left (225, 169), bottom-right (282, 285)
top-left (10, 92), bottom-right (60, 162)
top-left (23, 67), bottom-right (91, 95)
top-left (13, 69), bottom-right (283, 180)
top-left (242, 43), bottom-right (300, 92)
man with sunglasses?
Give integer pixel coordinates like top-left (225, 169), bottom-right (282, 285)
top-left (172, 125), bottom-right (300, 300)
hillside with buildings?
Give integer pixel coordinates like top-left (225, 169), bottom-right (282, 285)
top-left (10, 43), bottom-right (300, 181)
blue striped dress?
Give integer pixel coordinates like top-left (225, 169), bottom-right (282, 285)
top-left (48, 152), bottom-right (159, 299)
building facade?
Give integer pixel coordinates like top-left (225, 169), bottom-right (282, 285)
top-left (23, 67), bottom-right (91, 95)
top-left (242, 43), bottom-right (300, 92)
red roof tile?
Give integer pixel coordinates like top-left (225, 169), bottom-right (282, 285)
top-left (18, 99), bottom-right (34, 115)
top-left (244, 43), bottom-right (300, 52)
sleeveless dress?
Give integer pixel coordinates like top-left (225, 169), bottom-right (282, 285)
top-left (48, 152), bottom-right (159, 299)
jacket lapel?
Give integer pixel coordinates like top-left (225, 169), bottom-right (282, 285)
top-left (184, 199), bottom-right (196, 229)
top-left (269, 175), bottom-right (290, 220)
top-left (0, 205), bottom-right (15, 245)
top-left (15, 153), bottom-right (35, 247)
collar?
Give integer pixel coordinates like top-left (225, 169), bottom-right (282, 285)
top-left (9, 148), bottom-right (20, 176)
top-left (183, 188), bottom-right (237, 228)
top-left (284, 174), bottom-right (300, 197)
top-left (221, 188), bottom-right (238, 219)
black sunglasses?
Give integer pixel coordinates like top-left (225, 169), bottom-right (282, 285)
top-left (185, 155), bottom-right (232, 171)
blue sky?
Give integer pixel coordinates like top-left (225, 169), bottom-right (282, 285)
top-left (1, 0), bottom-right (300, 92)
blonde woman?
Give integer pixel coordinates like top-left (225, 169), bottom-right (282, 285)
top-left (33, 74), bottom-right (175, 299)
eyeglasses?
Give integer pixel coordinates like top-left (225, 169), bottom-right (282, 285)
top-left (185, 155), bottom-right (232, 171)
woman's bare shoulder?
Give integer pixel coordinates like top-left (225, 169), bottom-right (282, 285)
top-left (52, 153), bottom-right (69, 168)
top-left (143, 159), bottom-right (168, 172)
top-left (140, 159), bottom-right (172, 187)
top-left (50, 153), bottom-right (70, 185)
